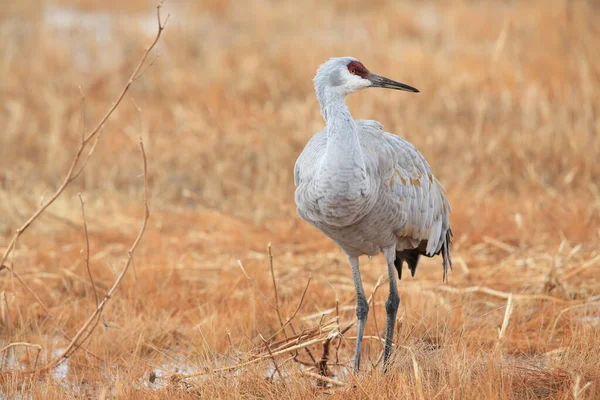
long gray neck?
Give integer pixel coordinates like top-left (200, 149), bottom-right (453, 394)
top-left (317, 90), bottom-right (368, 193)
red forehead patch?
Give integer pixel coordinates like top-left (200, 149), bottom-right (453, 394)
top-left (347, 61), bottom-right (369, 78)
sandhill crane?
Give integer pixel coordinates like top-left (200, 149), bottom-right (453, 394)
top-left (294, 57), bottom-right (452, 373)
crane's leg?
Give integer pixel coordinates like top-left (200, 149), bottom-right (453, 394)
top-left (348, 255), bottom-right (368, 374)
top-left (382, 248), bottom-right (400, 371)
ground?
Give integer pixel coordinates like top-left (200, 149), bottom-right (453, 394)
top-left (1, 0), bottom-right (599, 399)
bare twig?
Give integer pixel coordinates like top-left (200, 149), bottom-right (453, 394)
top-left (132, 6), bottom-right (169, 81)
top-left (268, 243), bottom-right (285, 332)
top-left (1, 3), bottom-right (166, 372)
top-left (259, 333), bottom-right (282, 379)
top-left (180, 335), bottom-right (333, 380)
top-left (133, 53), bottom-right (161, 82)
top-left (79, 193), bottom-right (99, 308)
top-left (129, 98), bottom-right (145, 306)
top-left (315, 331), bottom-right (337, 379)
top-left (179, 270), bottom-right (381, 383)
top-left (266, 264), bottom-right (311, 364)
top-left (267, 273), bottom-right (312, 342)
top-left (40, 137), bottom-right (150, 372)
top-left (270, 318), bottom-right (338, 353)
top-left (0, 342), bottom-right (42, 355)
top-left (0, 1), bottom-right (168, 270)
top-left (78, 85), bottom-right (87, 141)
top-left (289, 321), bottom-right (318, 364)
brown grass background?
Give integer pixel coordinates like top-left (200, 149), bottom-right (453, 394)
top-left (1, 0), bottom-right (599, 398)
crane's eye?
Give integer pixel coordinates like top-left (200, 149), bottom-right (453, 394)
top-left (350, 68), bottom-right (356, 74)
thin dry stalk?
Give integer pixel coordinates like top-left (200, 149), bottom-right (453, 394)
top-left (346, 371), bottom-right (372, 399)
top-left (563, 253), bottom-right (600, 281)
top-left (483, 236), bottom-right (516, 253)
top-left (0, 292), bottom-right (11, 339)
top-left (129, 97), bottom-right (145, 307)
top-left (259, 333), bottom-right (282, 379)
top-left (438, 285), bottom-right (573, 304)
top-left (370, 275), bottom-right (385, 354)
top-left (237, 260), bottom-right (277, 311)
top-left (573, 375), bottom-right (593, 400)
top-left (0, 342), bottom-right (42, 358)
top-left (333, 288), bottom-right (342, 364)
top-left (275, 355), bottom-right (296, 372)
top-left (548, 301), bottom-right (600, 340)
top-left (300, 370), bottom-right (345, 387)
top-left (497, 293), bottom-right (514, 341)
top-left (79, 193), bottom-right (99, 308)
top-left (408, 347), bottom-right (425, 400)
top-left (267, 243), bottom-right (285, 330)
top-left (0, 342), bottom-right (42, 370)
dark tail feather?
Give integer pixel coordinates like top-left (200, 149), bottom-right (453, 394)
top-left (442, 228), bottom-right (453, 283)
top-left (395, 228), bottom-right (453, 282)
top-left (394, 250), bottom-right (421, 280)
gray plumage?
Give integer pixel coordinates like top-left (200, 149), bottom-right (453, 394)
top-left (294, 57), bottom-right (452, 373)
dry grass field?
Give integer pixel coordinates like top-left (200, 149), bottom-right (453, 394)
top-left (1, 0), bottom-right (600, 398)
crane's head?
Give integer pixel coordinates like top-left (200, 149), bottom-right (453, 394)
top-left (313, 57), bottom-right (419, 98)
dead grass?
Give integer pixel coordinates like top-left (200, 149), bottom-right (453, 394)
top-left (1, 0), bottom-right (600, 398)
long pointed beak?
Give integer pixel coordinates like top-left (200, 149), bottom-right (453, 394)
top-left (368, 73), bottom-right (419, 93)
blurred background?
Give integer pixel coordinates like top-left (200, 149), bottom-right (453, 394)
top-left (1, 0), bottom-right (599, 397)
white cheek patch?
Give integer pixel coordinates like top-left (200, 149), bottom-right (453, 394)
top-left (346, 74), bottom-right (370, 91)
top-left (330, 68), bottom-right (371, 95)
